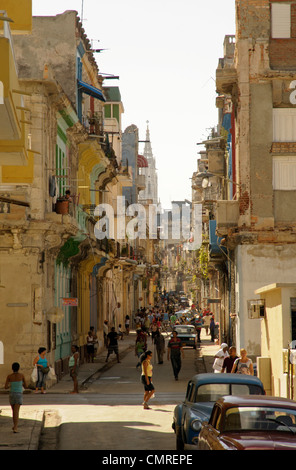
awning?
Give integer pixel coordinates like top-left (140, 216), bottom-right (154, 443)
top-left (77, 80), bottom-right (106, 102)
top-left (137, 154), bottom-right (148, 168)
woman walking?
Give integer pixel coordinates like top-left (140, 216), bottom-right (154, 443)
top-left (141, 350), bottom-right (155, 409)
top-left (69, 345), bottom-right (80, 394)
top-left (231, 348), bottom-right (254, 375)
top-left (5, 362), bottom-right (27, 433)
top-left (33, 347), bottom-right (49, 394)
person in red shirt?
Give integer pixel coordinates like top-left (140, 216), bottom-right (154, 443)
top-left (167, 330), bottom-right (184, 380)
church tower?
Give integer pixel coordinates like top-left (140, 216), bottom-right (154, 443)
top-left (138, 121), bottom-right (158, 205)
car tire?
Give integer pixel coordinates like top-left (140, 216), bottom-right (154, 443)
top-left (176, 429), bottom-right (184, 451)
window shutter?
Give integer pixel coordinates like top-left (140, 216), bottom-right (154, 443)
top-left (272, 3), bottom-right (291, 38)
top-left (273, 156), bottom-right (296, 190)
top-left (273, 109), bottom-right (296, 142)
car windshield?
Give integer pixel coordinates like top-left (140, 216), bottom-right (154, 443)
top-left (196, 383), bottom-right (263, 402)
top-left (175, 326), bottom-right (195, 334)
top-left (224, 406), bottom-right (296, 433)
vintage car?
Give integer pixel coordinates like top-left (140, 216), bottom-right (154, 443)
top-left (197, 395), bottom-right (296, 450)
top-left (171, 324), bottom-right (197, 349)
top-left (172, 373), bottom-right (265, 450)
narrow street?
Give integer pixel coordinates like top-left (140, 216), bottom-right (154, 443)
top-left (40, 336), bottom-right (204, 450)
top-left (0, 332), bottom-right (207, 451)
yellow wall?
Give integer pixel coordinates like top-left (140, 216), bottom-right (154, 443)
top-left (0, 0), bottom-right (32, 34)
top-left (261, 288), bottom-right (283, 394)
top-left (1, 150), bottom-right (34, 183)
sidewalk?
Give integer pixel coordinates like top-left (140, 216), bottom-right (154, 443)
top-left (47, 330), bottom-right (136, 394)
top-left (0, 329), bottom-right (218, 450)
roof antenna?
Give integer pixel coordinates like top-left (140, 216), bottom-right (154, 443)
top-left (81, 0), bottom-right (84, 25)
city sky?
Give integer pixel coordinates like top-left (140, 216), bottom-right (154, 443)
top-left (32, 0), bottom-right (235, 209)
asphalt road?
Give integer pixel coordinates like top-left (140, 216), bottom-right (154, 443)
top-left (2, 335), bottom-right (201, 450)
top-left (0, 330), bottom-right (208, 451)
top-left (54, 340), bottom-right (200, 450)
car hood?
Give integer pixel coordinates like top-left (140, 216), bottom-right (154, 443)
top-left (221, 432), bottom-right (296, 450)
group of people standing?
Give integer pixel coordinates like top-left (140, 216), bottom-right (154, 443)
top-left (213, 343), bottom-right (254, 375)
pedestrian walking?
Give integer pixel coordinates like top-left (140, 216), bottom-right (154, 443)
top-left (103, 320), bottom-right (109, 348)
top-left (170, 312), bottom-right (177, 329)
top-left (125, 315), bottom-right (130, 335)
top-left (231, 348), bottom-right (254, 375)
top-left (212, 343), bottom-right (229, 373)
top-left (117, 324), bottom-right (124, 340)
top-left (221, 346), bottom-right (239, 373)
top-left (167, 330), bottom-right (184, 380)
top-left (135, 333), bottom-right (145, 369)
top-left (202, 311), bottom-right (211, 335)
top-left (194, 314), bottom-right (204, 343)
top-left (69, 345), bottom-right (79, 394)
top-left (90, 326), bottom-right (98, 355)
top-left (151, 322), bottom-right (158, 344)
top-left (141, 350), bottom-right (155, 409)
top-left (154, 329), bottom-right (165, 364)
top-left (5, 362), bottom-right (27, 433)
top-left (86, 330), bottom-right (95, 363)
top-left (106, 327), bottom-right (121, 363)
top-left (210, 316), bottom-right (216, 342)
top-left (33, 347), bottom-right (50, 394)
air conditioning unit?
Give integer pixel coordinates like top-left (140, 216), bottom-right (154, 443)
top-left (247, 299), bottom-right (265, 319)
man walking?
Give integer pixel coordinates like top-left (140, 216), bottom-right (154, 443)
top-left (106, 327), bottom-right (121, 363)
top-left (154, 329), bottom-right (165, 364)
top-left (221, 346), bottom-right (239, 373)
top-left (167, 330), bottom-right (184, 380)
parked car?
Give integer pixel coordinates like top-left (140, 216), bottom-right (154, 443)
top-left (171, 325), bottom-right (197, 349)
top-left (180, 296), bottom-right (189, 307)
top-left (197, 395), bottom-right (296, 450)
top-left (172, 373), bottom-right (265, 450)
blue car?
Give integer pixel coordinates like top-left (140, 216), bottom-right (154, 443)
top-left (172, 372), bottom-right (265, 450)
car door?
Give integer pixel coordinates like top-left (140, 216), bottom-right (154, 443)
top-left (199, 404), bottom-right (223, 450)
top-left (181, 381), bottom-right (196, 442)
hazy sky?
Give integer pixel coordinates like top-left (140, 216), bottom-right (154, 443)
top-left (32, 0), bottom-right (235, 209)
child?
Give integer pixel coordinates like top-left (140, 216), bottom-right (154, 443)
top-left (5, 362), bottom-right (27, 433)
top-left (118, 324), bottom-right (124, 340)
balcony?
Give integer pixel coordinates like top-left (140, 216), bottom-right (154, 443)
top-left (0, 21), bottom-right (28, 165)
top-left (136, 174), bottom-right (146, 191)
top-left (216, 62), bottom-right (237, 95)
top-left (216, 200), bottom-right (239, 236)
top-left (209, 220), bottom-right (227, 258)
top-left (206, 138), bottom-right (226, 176)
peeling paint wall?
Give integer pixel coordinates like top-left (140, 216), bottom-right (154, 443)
top-left (236, 244), bottom-right (296, 355)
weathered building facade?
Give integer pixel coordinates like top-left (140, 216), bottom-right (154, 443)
top-left (214, 0), bottom-right (296, 372)
top-left (0, 6), bottom-right (156, 386)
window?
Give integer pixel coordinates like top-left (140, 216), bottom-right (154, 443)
top-left (273, 156), bottom-right (296, 190)
top-left (210, 405), bottom-right (222, 430)
top-left (291, 298), bottom-right (296, 342)
top-left (186, 381), bottom-right (195, 402)
top-left (271, 3), bottom-right (291, 38)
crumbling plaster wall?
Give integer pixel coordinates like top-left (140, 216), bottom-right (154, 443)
top-left (13, 11), bottom-right (77, 102)
top-left (236, 243), bottom-right (296, 356)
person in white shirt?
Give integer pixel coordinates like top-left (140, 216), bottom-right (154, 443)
top-left (212, 343), bottom-right (229, 373)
